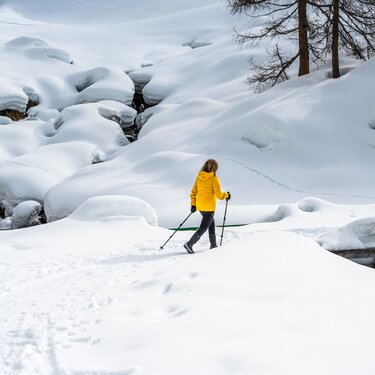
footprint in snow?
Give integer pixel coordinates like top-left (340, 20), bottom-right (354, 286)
top-left (167, 305), bottom-right (189, 318)
top-left (162, 283), bottom-right (173, 295)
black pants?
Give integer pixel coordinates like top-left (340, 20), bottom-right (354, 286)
top-left (188, 211), bottom-right (216, 247)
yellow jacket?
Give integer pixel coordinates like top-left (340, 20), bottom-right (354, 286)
top-left (190, 171), bottom-right (229, 212)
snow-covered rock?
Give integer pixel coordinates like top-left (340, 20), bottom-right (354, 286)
top-left (69, 195), bottom-right (158, 226)
top-left (128, 71), bottom-right (152, 94)
top-left (97, 100), bottom-right (137, 129)
top-left (0, 82), bottom-right (29, 112)
top-left (52, 103), bottom-right (129, 152)
top-left (0, 217), bottom-right (11, 230)
top-left (11, 200), bottom-right (42, 229)
top-left (27, 105), bottom-right (60, 123)
top-left (72, 67), bottom-right (134, 105)
top-left (0, 116), bottom-right (12, 125)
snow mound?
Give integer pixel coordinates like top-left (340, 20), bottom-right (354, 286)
top-left (0, 217), bottom-right (11, 230)
top-left (0, 120), bottom-right (48, 159)
top-left (97, 100), bottom-right (137, 129)
top-left (0, 141), bottom-right (105, 208)
top-left (52, 103), bottom-right (128, 152)
top-left (69, 195), bottom-right (158, 226)
top-left (11, 200), bottom-right (42, 229)
top-left (0, 82), bottom-right (29, 112)
top-left (72, 67), bottom-right (134, 105)
top-left (270, 198), bottom-right (331, 222)
top-left (5, 36), bottom-right (73, 64)
top-left (128, 71), bottom-right (152, 94)
top-left (319, 217), bottom-right (375, 250)
top-left (242, 122), bottom-right (286, 149)
top-left (0, 116), bottom-right (12, 125)
top-left (142, 78), bottom-right (168, 106)
top-left (297, 197), bottom-right (332, 212)
top-left (27, 105), bottom-right (60, 123)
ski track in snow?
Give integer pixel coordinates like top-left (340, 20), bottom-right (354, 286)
top-left (224, 156), bottom-right (375, 201)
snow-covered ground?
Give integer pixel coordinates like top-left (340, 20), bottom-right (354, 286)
top-left (1, 206), bottom-right (375, 375)
top-left (1, 0), bottom-right (375, 373)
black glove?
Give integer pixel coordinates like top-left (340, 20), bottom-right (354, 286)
top-left (191, 205), bottom-right (197, 213)
top-left (226, 192), bottom-right (231, 201)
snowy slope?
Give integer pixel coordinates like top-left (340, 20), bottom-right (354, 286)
top-left (1, 1), bottom-right (375, 374)
top-left (1, 0), bottom-right (374, 228)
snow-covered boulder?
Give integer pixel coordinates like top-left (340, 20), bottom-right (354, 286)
top-left (97, 100), bottom-right (137, 129)
top-left (11, 200), bottom-right (42, 229)
top-left (0, 82), bottom-right (29, 112)
top-left (52, 103), bottom-right (129, 152)
top-left (69, 195), bottom-right (158, 226)
top-left (0, 217), bottom-right (12, 230)
top-left (0, 116), bottom-right (12, 125)
top-left (27, 105), bottom-right (60, 123)
top-left (128, 71), bottom-right (152, 94)
top-left (71, 67), bottom-right (134, 105)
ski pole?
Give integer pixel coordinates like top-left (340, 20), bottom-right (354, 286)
top-left (160, 212), bottom-right (194, 250)
top-left (220, 199), bottom-right (229, 246)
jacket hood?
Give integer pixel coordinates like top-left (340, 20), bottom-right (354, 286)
top-left (197, 171), bottom-right (215, 180)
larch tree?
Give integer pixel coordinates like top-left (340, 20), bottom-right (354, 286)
top-left (312, 0), bottom-right (375, 78)
top-left (227, 0), bottom-right (314, 90)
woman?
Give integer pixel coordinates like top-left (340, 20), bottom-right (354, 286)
top-left (184, 159), bottom-right (230, 254)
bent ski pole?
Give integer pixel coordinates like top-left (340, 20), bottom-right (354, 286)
top-left (220, 199), bottom-right (229, 246)
top-left (160, 212), bottom-right (194, 250)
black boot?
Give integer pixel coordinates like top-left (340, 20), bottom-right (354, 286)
top-left (184, 233), bottom-right (200, 254)
top-left (209, 234), bottom-right (217, 249)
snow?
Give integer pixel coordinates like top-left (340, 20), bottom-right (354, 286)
top-left (0, 82), bottom-right (29, 112)
top-left (68, 195), bottom-right (158, 226)
top-left (1, 216), bottom-right (375, 374)
top-left (0, 116), bottom-right (12, 125)
top-left (318, 217), bottom-right (375, 250)
top-left (72, 67), bottom-right (134, 106)
top-left (0, 0), bottom-right (375, 373)
top-left (11, 200), bottom-right (42, 229)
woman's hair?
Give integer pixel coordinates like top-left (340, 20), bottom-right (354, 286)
top-left (201, 159), bottom-right (218, 174)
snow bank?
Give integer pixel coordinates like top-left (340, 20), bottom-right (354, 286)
top-left (1, 222), bottom-right (375, 374)
top-left (319, 217), bottom-right (375, 250)
top-left (69, 195), bottom-right (158, 226)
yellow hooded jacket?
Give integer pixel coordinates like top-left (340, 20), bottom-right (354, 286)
top-left (190, 171), bottom-right (229, 212)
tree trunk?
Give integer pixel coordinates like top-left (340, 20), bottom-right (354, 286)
top-left (332, 0), bottom-right (340, 78)
top-left (298, 0), bottom-right (309, 76)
